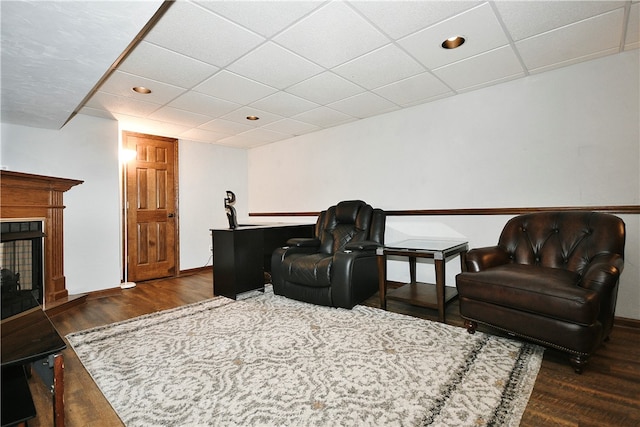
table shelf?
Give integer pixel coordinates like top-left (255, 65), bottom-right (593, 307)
top-left (1, 306), bottom-right (66, 426)
top-left (386, 282), bottom-right (458, 310)
top-left (1, 365), bottom-right (36, 427)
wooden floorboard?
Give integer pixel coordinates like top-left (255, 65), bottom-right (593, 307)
top-left (25, 271), bottom-right (640, 426)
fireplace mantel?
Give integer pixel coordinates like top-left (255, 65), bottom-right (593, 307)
top-left (1, 170), bottom-right (83, 306)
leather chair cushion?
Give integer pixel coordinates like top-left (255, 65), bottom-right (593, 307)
top-left (282, 253), bottom-right (332, 287)
top-left (457, 264), bottom-right (600, 325)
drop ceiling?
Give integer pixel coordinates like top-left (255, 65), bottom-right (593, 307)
top-left (2, 1), bottom-right (638, 149)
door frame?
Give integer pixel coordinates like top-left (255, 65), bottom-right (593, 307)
top-left (121, 131), bottom-right (180, 283)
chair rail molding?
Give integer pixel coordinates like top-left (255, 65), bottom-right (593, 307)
top-left (250, 205), bottom-right (640, 217)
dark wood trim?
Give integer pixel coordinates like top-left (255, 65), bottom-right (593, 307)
top-left (615, 316), bottom-right (640, 329)
top-left (0, 171), bottom-right (83, 305)
top-left (179, 266), bottom-right (213, 276)
top-left (44, 294), bottom-right (88, 317)
top-left (0, 170), bottom-right (84, 192)
top-left (384, 205), bottom-right (640, 215)
top-left (250, 211), bottom-right (321, 217)
top-left (250, 205), bottom-right (640, 217)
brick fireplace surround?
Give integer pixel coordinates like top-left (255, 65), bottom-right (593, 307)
top-left (1, 171), bottom-right (83, 309)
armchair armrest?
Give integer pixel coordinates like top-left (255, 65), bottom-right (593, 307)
top-left (285, 238), bottom-right (320, 248)
top-left (465, 246), bottom-right (510, 272)
top-left (331, 248), bottom-right (379, 308)
top-left (271, 239), bottom-right (321, 290)
top-left (579, 253), bottom-right (624, 294)
top-left (344, 240), bottom-right (381, 252)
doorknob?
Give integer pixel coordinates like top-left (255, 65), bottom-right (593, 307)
top-left (168, 213), bottom-right (175, 218)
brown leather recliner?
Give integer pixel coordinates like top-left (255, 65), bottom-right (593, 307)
top-left (455, 211), bottom-right (625, 373)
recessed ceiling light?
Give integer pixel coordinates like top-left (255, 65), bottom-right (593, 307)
top-left (132, 86), bottom-right (152, 94)
top-left (246, 115), bottom-right (260, 121)
top-left (441, 36), bottom-right (465, 49)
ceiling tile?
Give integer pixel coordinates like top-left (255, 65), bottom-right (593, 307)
top-left (333, 44), bottom-right (425, 90)
top-left (274, 1), bottom-right (390, 68)
top-left (401, 92), bottom-right (456, 108)
top-left (625, 2), bottom-right (640, 50)
top-left (198, 118), bottom-right (253, 135)
top-left (0, 0), bottom-right (164, 128)
top-left (194, 71), bottom-right (277, 105)
top-left (179, 127), bottom-right (231, 143)
top-left (168, 91), bottom-right (240, 117)
top-left (237, 128), bottom-right (293, 144)
top-left (196, 1), bottom-right (322, 38)
top-left (249, 91), bottom-right (320, 117)
top-left (147, 106), bottom-right (213, 127)
top-left (433, 45), bottom-right (525, 91)
top-left (292, 107), bottom-right (357, 128)
top-left (373, 72), bottom-right (453, 106)
top-left (350, 1), bottom-right (480, 39)
top-left (78, 106), bottom-right (116, 121)
top-left (144, 1), bottom-right (264, 67)
top-left (516, 9), bottom-right (626, 73)
top-left (495, 0), bottom-right (626, 41)
top-left (220, 106), bottom-right (284, 127)
top-left (217, 133), bottom-right (265, 149)
top-left (328, 92), bottom-right (399, 119)
top-left (398, 2), bottom-right (510, 69)
top-left (4, 0), bottom-right (637, 149)
top-left (263, 118), bottom-right (321, 136)
top-left (118, 41), bottom-right (218, 89)
top-left (98, 71), bottom-right (186, 104)
top-left (84, 91), bottom-right (161, 117)
top-left (227, 42), bottom-right (323, 89)
top-left (286, 72), bottom-right (366, 105)
top-left (115, 113), bottom-right (191, 136)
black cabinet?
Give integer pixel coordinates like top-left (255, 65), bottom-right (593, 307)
top-left (211, 224), bottom-right (314, 299)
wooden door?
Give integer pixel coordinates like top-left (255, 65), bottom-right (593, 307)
top-left (123, 132), bottom-right (178, 282)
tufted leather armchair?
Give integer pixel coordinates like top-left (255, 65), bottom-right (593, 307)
top-left (271, 200), bottom-right (385, 309)
top-left (455, 211), bottom-right (625, 373)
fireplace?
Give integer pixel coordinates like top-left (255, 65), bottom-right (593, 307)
top-left (0, 171), bottom-right (83, 310)
top-left (1, 220), bottom-right (46, 318)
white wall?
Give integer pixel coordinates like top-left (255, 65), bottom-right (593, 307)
top-left (1, 51), bottom-right (637, 318)
top-left (1, 115), bottom-right (122, 294)
top-left (248, 50), bottom-right (640, 319)
top-left (179, 139), bottom-right (248, 270)
top-left (1, 116), bottom-right (250, 294)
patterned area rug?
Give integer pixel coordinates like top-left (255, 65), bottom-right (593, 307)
top-left (66, 288), bottom-right (543, 426)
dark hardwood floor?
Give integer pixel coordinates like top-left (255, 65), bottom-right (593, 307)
top-left (27, 270), bottom-right (640, 426)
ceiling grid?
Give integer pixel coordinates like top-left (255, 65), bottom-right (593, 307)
top-left (2, 0), bottom-right (638, 148)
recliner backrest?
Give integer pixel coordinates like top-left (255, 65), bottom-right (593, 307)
top-left (498, 211), bottom-right (625, 276)
top-left (315, 200), bottom-right (382, 254)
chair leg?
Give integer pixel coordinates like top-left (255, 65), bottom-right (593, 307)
top-left (464, 319), bottom-right (477, 334)
top-left (569, 354), bottom-right (588, 374)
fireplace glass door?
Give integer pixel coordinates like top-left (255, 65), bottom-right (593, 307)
top-left (1, 220), bottom-right (45, 318)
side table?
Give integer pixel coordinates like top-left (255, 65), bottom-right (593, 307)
top-left (1, 306), bottom-right (66, 427)
top-left (377, 239), bottom-right (468, 322)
